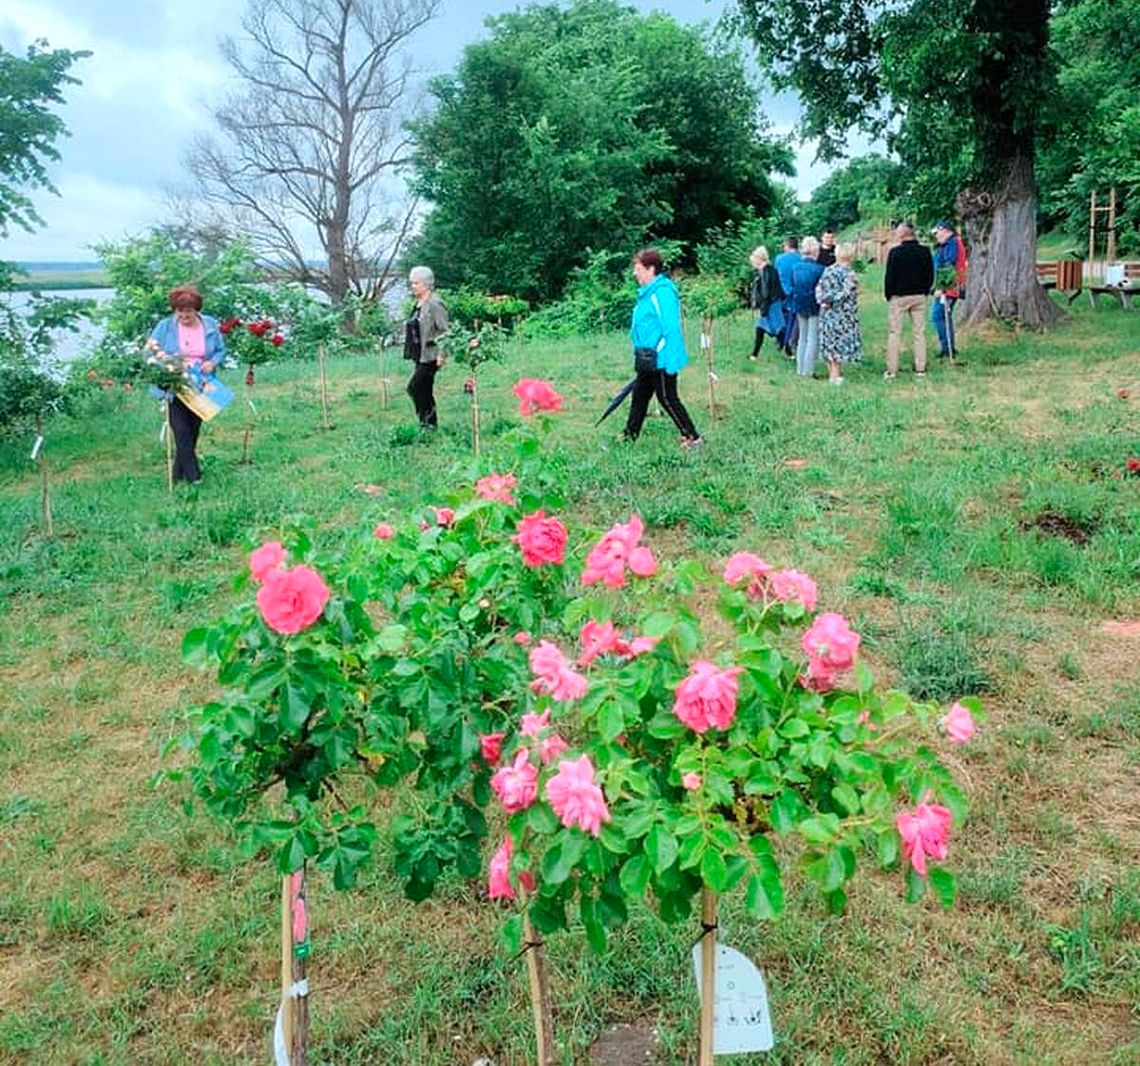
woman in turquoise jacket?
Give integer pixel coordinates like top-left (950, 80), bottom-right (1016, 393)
top-left (622, 248), bottom-right (702, 447)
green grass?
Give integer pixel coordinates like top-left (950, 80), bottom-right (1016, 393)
top-left (0, 275), bottom-right (1138, 1063)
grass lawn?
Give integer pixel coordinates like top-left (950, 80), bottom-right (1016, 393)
top-left (0, 273), bottom-right (1138, 1065)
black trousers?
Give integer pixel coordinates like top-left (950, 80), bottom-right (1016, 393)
top-left (623, 369), bottom-right (700, 442)
top-left (168, 395), bottom-right (203, 482)
top-left (407, 360), bottom-right (438, 427)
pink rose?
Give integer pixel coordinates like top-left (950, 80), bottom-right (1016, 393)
top-left (578, 620), bottom-right (622, 667)
top-left (249, 541), bottom-right (287, 582)
top-left (491, 748), bottom-right (539, 812)
top-left (512, 377), bottom-right (564, 417)
top-left (801, 612), bottom-right (861, 671)
top-left (432, 506), bottom-right (455, 527)
top-left (896, 797), bottom-right (952, 876)
top-left (479, 731), bottom-right (506, 765)
top-left (539, 733), bottom-right (569, 765)
top-left (488, 835), bottom-right (535, 900)
top-left (513, 631), bottom-right (532, 646)
top-left (520, 710), bottom-right (551, 738)
top-left (256, 565), bottom-right (330, 634)
top-left (513, 511), bottom-right (569, 568)
top-left (545, 755), bottom-right (611, 836)
top-left (768, 568), bottom-right (819, 612)
top-left (800, 657), bottom-right (838, 693)
top-left (682, 772), bottom-right (702, 791)
top-left (529, 641), bottom-right (588, 702)
top-left (723, 552), bottom-right (773, 598)
top-left (581, 514), bottom-right (657, 588)
top-left (673, 660), bottom-right (745, 733)
top-left (475, 473), bottom-right (517, 504)
top-left (373, 522), bottom-right (394, 540)
top-left (942, 702), bottom-right (976, 744)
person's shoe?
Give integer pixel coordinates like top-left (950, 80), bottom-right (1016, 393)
top-left (914, 370), bottom-right (927, 378)
top-left (749, 354), bottom-right (759, 362)
top-left (883, 371), bottom-right (896, 380)
top-left (681, 436), bottom-right (704, 450)
top-left (830, 376), bottom-right (845, 386)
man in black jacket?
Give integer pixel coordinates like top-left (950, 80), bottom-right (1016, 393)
top-left (883, 221), bottom-right (934, 379)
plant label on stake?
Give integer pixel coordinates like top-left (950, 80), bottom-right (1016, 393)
top-left (691, 944), bottom-right (774, 1054)
top-left (30, 434), bottom-right (44, 461)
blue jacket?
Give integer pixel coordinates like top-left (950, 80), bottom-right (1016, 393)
top-left (791, 258), bottom-right (826, 316)
top-left (775, 250), bottom-right (800, 299)
top-left (630, 274), bottom-right (688, 374)
top-left (149, 313), bottom-right (227, 366)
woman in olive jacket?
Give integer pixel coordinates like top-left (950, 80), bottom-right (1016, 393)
top-left (404, 265), bottom-right (449, 429)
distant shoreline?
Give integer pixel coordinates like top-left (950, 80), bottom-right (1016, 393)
top-left (8, 263), bottom-right (110, 292)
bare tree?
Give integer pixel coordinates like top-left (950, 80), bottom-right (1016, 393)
top-left (187, 0), bottom-right (438, 303)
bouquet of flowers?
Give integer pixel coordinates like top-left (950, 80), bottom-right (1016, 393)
top-left (219, 316), bottom-right (285, 384)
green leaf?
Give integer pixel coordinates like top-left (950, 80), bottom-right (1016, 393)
top-left (876, 831), bottom-right (899, 868)
top-left (927, 866), bottom-right (955, 908)
top-left (597, 701), bottom-right (625, 742)
top-left (798, 816), bottom-right (838, 846)
top-left (645, 825), bottom-right (679, 874)
top-left (831, 784), bottom-right (860, 816)
top-left (181, 626), bottom-right (210, 667)
top-left (904, 865), bottom-right (927, 904)
top-left (280, 682), bottom-right (311, 732)
top-left (646, 710), bottom-right (686, 739)
top-left (700, 847), bottom-right (731, 892)
top-left (526, 804), bottom-right (559, 834)
top-left (678, 831), bottom-right (707, 870)
top-left (769, 790), bottom-right (807, 834)
top-left (377, 624), bottom-right (407, 652)
top-left (541, 832), bottom-right (587, 886)
top-left (280, 835), bottom-right (306, 874)
top-left (500, 914), bottom-right (523, 955)
top-left (779, 717), bottom-right (810, 739)
top-left (619, 854), bottom-right (651, 898)
top-left (745, 870), bottom-right (784, 919)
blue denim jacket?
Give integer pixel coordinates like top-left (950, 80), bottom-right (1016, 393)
top-left (629, 275), bottom-right (688, 374)
top-left (149, 313), bottom-right (226, 366)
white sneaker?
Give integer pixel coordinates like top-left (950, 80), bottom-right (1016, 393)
top-left (830, 377), bottom-right (845, 386)
top-left (883, 372), bottom-right (896, 380)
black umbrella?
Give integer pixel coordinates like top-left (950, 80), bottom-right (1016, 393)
top-left (595, 377), bottom-right (637, 427)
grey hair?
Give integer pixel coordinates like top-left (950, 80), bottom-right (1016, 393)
top-left (408, 265), bottom-right (435, 288)
top-left (801, 236), bottom-right (820, 257)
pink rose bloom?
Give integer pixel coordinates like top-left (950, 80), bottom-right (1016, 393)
top-left (801, 612), bottom-right (861, 671)
top-left (581, 514), bottom-right (657, 588)
top-left (768, 568), bottom-right (819, 612)
top-left (622, 635), bottom-right (660, 658)
top-left (256, 565), bottom-right (330, 634)
top-left (520, 710), bottom-right (551, 738)
top-left (488, 836), bottom-right (535, 900)
top-left (513, 631), bottom-right (532, 646)
top-left (419, 520), bottom-right (430, 532)
top-left (800, 657), bottom-right (837, 693)
top-left (723, 552), bottom-right (773, 598)
top-left (475, 473), bottom-right (517, 504)
top-left (682, 772), bottom-right (702, 791)
top-left (539, 733), bottom-right (569, 765)
top-left (513, 510), bottom-right (569, 568)
top-left (529, 640), bottom-right (589, 702)
top-left (432, 506), bottom-right (455, 527)
top-left (578, 620), bottom-right (622, 667)
top-left (672, 660), bottom-right (745, 733)
top-left (479, 731), bottom-right (506, 765)
top-left (545, 755), bottom-right (611, 836)
top-left (373, 522), bottom-right (394, 540)
top-left (896, 797), bottom-right (953, 876)
top-left (249, 541), bottom-right (287, 582)
top-left (512, 377), bottom-right (564, 417)
top-left (491, 748), bottom-right (539, 812)
top-left (942, 702), bottom-right (977, 744)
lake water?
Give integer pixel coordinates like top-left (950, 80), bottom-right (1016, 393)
top-left (3, 287), bottom-right (113, 366)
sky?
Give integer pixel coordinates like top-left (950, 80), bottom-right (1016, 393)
top-left (0, 0), bottom-right (843, 263)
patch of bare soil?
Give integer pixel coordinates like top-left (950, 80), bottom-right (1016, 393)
top-left (1018, 510), bottom-right (1098, 545)
top-left (589, 1022), bottom-right (659, 1065)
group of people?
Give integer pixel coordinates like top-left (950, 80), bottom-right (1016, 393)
top-left (747, 221), bottom-right (968, 383)
top-left (150, 222), bottom-right (968, 481)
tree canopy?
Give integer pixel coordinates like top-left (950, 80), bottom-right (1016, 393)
top-left (407, 0), bottom-right (793, 304)
top-left (799, 154), bottom-right (905, 235)
top-left (0, 41), bottom-right (87, 237)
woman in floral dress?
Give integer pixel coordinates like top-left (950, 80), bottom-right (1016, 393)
top-left (815, 242), bottom-right (862, 385)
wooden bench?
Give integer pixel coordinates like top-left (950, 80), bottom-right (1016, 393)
top-left (1036, 260), bottom-right (1084, 304)
top-left (1089, 262), bottom-right (1140, 309)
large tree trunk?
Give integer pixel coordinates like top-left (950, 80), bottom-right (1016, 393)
top-left (958, 0), bottom-right (1060, 330)
top-left (957, 147), bottom-right (1062, 330)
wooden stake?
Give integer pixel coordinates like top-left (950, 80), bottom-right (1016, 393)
top-left (164, 400), bottom-right (174, 493)
top-left (1089, 189), bottom-right (1097, 267)
top-left (35, 415), bottom-right (52, 536)
top-left (280, 876), bottom-right (294, 1057)
top-left (698, 890), bottom-right (718, 1066)
top-left (470, 377), bottom-right (481, 457)
top-left (702, 314), bottom-right (717, 421)
top-left (523, 911), bottom-right (554, 1065)
top-left (317, 344), bottom-right (332, 429)
top-left (378, 338), bottom-right (390, 410)
top-left (1107, 185), bottom-right (1117, 265)
top-left (242, 367), bottom-right (254, 465)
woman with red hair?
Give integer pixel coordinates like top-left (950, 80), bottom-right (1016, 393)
top-left (147, 285), bottom-right (226, 483)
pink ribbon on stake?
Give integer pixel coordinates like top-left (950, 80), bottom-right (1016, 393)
top-left (290, 870), bottom-right (307, 945)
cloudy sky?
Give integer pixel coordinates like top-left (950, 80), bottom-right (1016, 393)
top-left (0, 0), bottom-right (839, 263)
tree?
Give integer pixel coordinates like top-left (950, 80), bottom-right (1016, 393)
top-left (186, 0), bottom-right (439, 304)
top-left (0, 41), bottom-right (87, 236)
top-left (407, 0), bottom-right (792, 304)
top-left (732, 0), bottom-right (1062, 328)
top-left (799, 154), bottom-right (906, 235)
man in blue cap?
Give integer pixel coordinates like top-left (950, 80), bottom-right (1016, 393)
top-left (931, 221), bottom-right (967, 359)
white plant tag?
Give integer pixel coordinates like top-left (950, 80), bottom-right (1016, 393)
top-left (248, 399), bottom-right (258, 414)
top-left (700, 332), bottom-right (711, 349)
top-left (30, 435), bottom-right (44, 461)
top-left (692, 942), bottom-right (774, 1054)
top-left (159, 422), bottom-right (168, 444)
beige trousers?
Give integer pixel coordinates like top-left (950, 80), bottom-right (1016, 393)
top-left (887, 294), bottom-right (927, 374)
